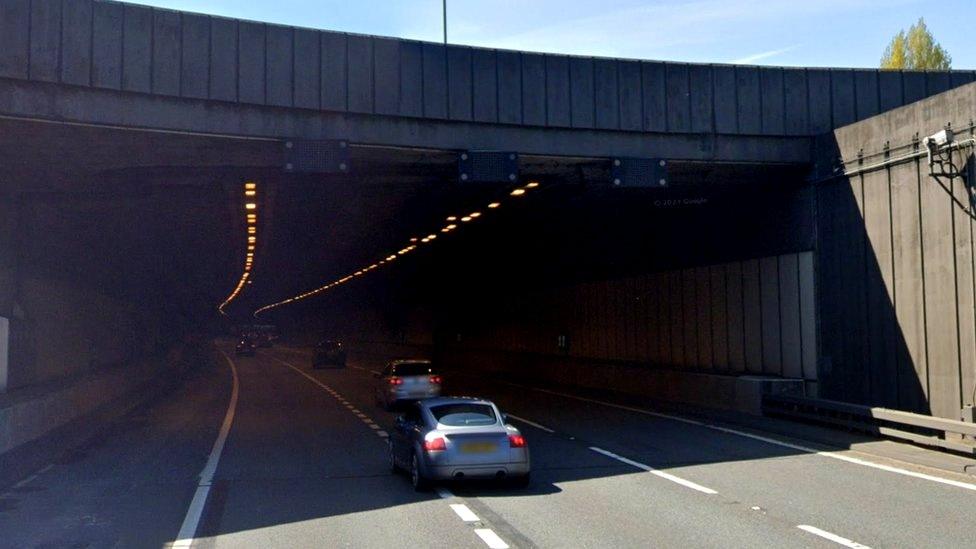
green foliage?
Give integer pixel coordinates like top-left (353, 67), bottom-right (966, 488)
top-left (881, 18), bottom-right (951, 70)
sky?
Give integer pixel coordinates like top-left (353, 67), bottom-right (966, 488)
top-left (129, 0), bottom-right (974, 69)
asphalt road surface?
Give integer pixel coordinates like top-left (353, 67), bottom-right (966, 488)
top-left (2, 342), bottom-right (976, 548)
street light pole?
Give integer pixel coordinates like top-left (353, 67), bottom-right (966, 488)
top-left (443, 0), bottom-right (447, 44)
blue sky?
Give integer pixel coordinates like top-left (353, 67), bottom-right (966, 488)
top-left (130, 1), bottom-right (973, 69)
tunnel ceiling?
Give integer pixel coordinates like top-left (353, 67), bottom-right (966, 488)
top-left (1, 118), bottom-right (810, 325)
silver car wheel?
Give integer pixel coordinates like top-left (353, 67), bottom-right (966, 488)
top-left (388, 441), bottom-right (398, 472)
top-left (410, 453), bottom-right (428, 491)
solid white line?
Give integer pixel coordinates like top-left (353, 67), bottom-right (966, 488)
top-left (449, 503), bottom-right (480, 522)
top-left (474, 528), bottom-right (510, 549)
top-left (798, 525), bottom-right (871, 548)
top-left (590, 447), bottom-right (718, 495)
top-left (508, 382), bottom-right (976, 492)
top-left (12, 474), bottom-right (38, 489)
top-left (506, 414), bottom-right (555, 433)
top-left (377, 431), bottom-right (389, 437)
top-left (172, 350), bottom-right (240, 548)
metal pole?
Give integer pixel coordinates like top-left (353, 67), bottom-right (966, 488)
top-left (443, 0), bottom-right (447, 44)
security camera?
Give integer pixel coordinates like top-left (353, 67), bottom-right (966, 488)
top-left (925, 128), bottom-right (954, 149)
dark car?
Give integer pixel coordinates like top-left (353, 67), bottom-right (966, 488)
top-left (235, 338), bottom-right (256, 356)
top-left (313, 340), bottom-right (346, 368)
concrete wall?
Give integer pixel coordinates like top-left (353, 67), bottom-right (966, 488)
top-left (816, 81), bottom-right (976, 419)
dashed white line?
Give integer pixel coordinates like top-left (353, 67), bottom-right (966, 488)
top-left (474, 528), bottom-right (510, 549)
top-left (436, 487), bottom-right (453, 499)
top-left (798, 525), bottom-right (871, 548)
top-left (589, 446), bottom-right (718, 495)
top-left (450, 503), bottom-right (480, 522)
top-left (506, 414), bottom-right (555, 433)
top-left (508, 382), bottom-right (976, 492)
top-left (172, 350), bottom-right (240, 548)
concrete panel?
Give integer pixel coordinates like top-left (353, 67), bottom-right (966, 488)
top-left (422, 43), bottom-right (447, 119)
top-left (179, 13), bottom-right (209, 99)
top-left (695, 267), bottom-right (712, 368)
top-left (920, 161), bottom-right (961, 419)
top-left (742, 259), bottom-right (762, 373)
top-left (959, 159), bottom-right (976, 407)
top-left (496, 50), bottom-right (521, 124)
top-left (122, 4), bottom-right (152, 92)
top-left (736, 66), bottom-right (761, 134)
top-left (521, 53), bottom-right (546, 126)
top-left (545, 55), bottom-right (571, 127)
top-left (28, 0), bottom-right (60, 82)
top-left (783, 69), bottom-right (808, 136)
top-left (569, 57), bottom-right (594, 129)
top-left (644, 274), bottom-right (660, 364)
top-left (840, 177), bottom-right (869, 402)
top-left (266, 25), bottom-right (294, 107)
top-left (447, 46), bottom-right (473, 121)
top-left (760, 68), bottom-right (785, 135)
top-left (346, 35), bottom-right (373, 113)
top-left (689, 65), bottom-right (713, 133)
top-left (321, 32), bottom-right (347, 111)
top-left (778, 254), bottom-right (802, 378)
top-left (238, 22), bottom-right (266, 105)
top-left (759, 256), bottom-right (782, 374)
top-left (890, 161), bottom-right (929, 412)
top-left (398, 41), bottom-right (423, 117)
top-left (472, 48), bottom-right (497, 123)
top-left (831, 69), bottom-right (856, 128)
top-left (902, 71), bottom-right (926, 104)
top-left (713, 65), bottom-right (737, 134)
top-left (641, 62), bottom-right (666, 132)
top-left (61, 0), bottom-right (93, 86)
top-left (593, 58), bottom-right (619, 130)
top-left (726, 261), bottom-right (745, 372)
top-left (878, 70), bottom-right (903, 111)
top-left (151, 9), bottom-right (181, 96)
top-left (209, 17), bottom-right (237, 102)
top-left (0, 0), bottom-right (30, 79)
top-left (91, 1), bottom-right (124, 90)
top-left (669, 271), bottom-right (685, 367)
top-left (681, 269), bottom-right (697, 368)
top-left (656, 272), bottom-right (672, 365)
top-left (807, 69), bottom-right (831, 134)
top-left (293, 28), bottom-right (321, 110)
top-left (926, 72), bottom-right (951, 95)
top-left (862, 169), bottom-right (898, 406)
top-left (666, 63), bottom-right (690, 133)
top-left (373, 38), bottom-right (399, 115)
top-left (710, 265), bottom-right (728, 371)
top-left (618, 61), bottom-right (642, 131)
top-left (853, 70), bottom-right (879, 120)
top-left (798, 252), bottom-right (817, 380)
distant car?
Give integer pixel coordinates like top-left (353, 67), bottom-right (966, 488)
top-left (388, 397), bottom-right (530, 491)
top-left (235, 338), bottom-right (256, 356)
top-left (257, 333), bottom-right (274, 348)
top-left (374, 359), bottom-right (440, 410)
top-left (313, 340), bottom-right (346, 368)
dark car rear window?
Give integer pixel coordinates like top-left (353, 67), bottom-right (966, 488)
top-left (429, 403), bottom-right (496, 426)
top-left (393, 362), bottom-right (433, 376)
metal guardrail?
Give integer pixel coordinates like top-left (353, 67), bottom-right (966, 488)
top-left (762, 393), bottom-right (976, 456)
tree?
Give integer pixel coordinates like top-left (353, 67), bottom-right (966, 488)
top-left (881, 18), bottom-right (951, 70)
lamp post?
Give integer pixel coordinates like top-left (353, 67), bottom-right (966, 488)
top-left (442, 0), bottom-right (447, 44)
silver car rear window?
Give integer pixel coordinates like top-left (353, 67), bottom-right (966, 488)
top-left (393, 362), bottom-right (434, 376)
top-left (430, 403), bottom-right (496, 426)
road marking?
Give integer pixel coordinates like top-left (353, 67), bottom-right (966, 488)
top-left (377, 431), bottom-right (389, 438)
top-left (172, 350), bottom-right (240, 548)
top-left (450, 503), bottom-right (480, 522)
top-left (507, 382), bottom-right (976, 492)
top-left (474, 528), bottom-right (510, 549)
top-left (589, 446), bottom-right (718, 494)
top-left (367, 424), bottom-right (381, 430)
top-left (506, 414), bottom-right (555, 433)
top-left (436, 487), bottom-right (453, 499)
top-left (798, 525), bottom-right (871, 548)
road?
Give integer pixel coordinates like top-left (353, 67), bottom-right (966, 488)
top-left (2, 342), bottom-right (976, 548)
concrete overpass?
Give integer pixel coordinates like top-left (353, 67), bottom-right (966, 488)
top-left (3, 2), bottom-right (976, 547)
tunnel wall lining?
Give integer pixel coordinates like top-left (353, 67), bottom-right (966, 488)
top-left (816, 81), bottom-right (976, 419)
top-left (0, 0), bottom-right (973, 139)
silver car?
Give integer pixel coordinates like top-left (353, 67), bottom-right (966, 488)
top-left (388, 397), bottom-right (531, 490)
top-left (374, 359), bottom-right (441, 411)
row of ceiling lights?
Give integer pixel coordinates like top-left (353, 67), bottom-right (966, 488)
top-left (218, 181), bottom-right (259, 315)
top-left (253, 181), bottom-right (542, 316)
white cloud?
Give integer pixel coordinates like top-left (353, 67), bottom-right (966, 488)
top-left (731, 44), bottom-right (800, 65)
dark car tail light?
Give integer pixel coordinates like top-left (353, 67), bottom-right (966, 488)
top-left (388, 377), bottom-right (403, 385)
top-left (429, 375), bottom-right (442, 384)
top-left (423, 437), bottom-right (446, 452)
top-left (508, 434), bottom-right (526, 448)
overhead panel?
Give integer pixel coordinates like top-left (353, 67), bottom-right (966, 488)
top-left (611, 157), bottom-right (668, 188)
top-left (457, 151), bottom-right (519, 184)
top-left (283, 139), bottom-right (350, 174)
